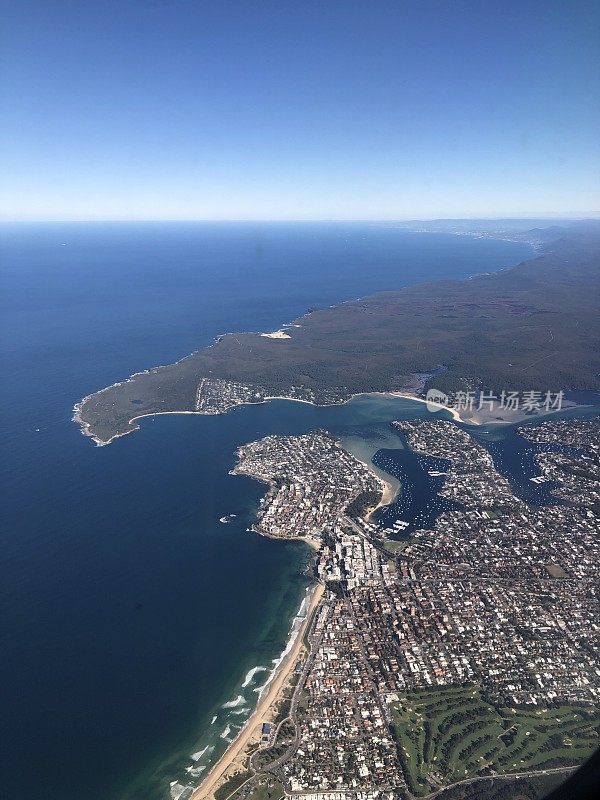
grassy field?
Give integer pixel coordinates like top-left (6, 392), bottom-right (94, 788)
top-left (214, 769), bottom-right (252, 800)
top-left (390, 685), bottom-right (600, 796)
top-left (383, 538), bottom-right (409, 554)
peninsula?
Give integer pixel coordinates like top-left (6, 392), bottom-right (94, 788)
top-left (71, 221), bottom-right (600, 800)
top-left (74, 222), bottom-right (600, 446)
top-left (176, 415), bottom-right (600, 800)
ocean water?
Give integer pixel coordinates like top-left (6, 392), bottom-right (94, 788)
top-left (0, 222), bottom-right (535, 800)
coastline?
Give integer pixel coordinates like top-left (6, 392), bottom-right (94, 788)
top-left (251, 525), bottom-right (321, 551)
top-left (71, 232), bottom-right (544, 449)
top-left (373, 473), bottom-right (398, 512)
top-left (344, 446), bottom-right (398, 513)
top-left (73, 390), bottom-right (458, 448)
top-left (72, 226), bottom-right (600, 451)
top-left (190, 581), bottom-right (325, 800)
top-left (74, 391), bottom-right (588, 449)
top-left (383, 392), bottom-right (463, 422)
top-left (11, 220), bottom-right (599, 800)
top-left (233, 429), bottom-right (398, 530)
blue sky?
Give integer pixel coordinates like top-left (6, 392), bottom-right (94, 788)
top-left (1, 0), bottom-right (599, 220)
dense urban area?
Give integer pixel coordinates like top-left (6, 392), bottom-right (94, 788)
top-left (233, 431), bottom-right (383, 547)
top-left (200, 415), bottom-right (600, 800)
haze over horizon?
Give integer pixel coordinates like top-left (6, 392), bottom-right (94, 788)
top-left (2, 0), bottom-right (599, 221)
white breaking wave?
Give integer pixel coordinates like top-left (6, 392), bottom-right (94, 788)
top-left (297, 595), bottom-right (308, 616)
top-left (254, 588), bottom-right (312, 699)
top-left (241, 665), bottom-right (268, 687)
top-left (220, 725), bottom-right (232, 739)
top-left (230, 706), bottom-right (249, 715)
top-left (170, 782), bottom-right (188, 800)
top-left (221, 694), bottom-right (245, 709)
top-left (186, 765), bottom-right (206, 777)
top-left (210, 715), bottom-right (217, 725)
top-left (190, 744), bottom-right (215, 766)
top-left (190, 745), bottom-right (210, 761)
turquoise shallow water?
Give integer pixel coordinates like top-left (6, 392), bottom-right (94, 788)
top-left (59, 393), bottom-right (600, 799)
top-left (141, 393), bottom-right (457, 797)
top-left (0, 222), bottom-right (535, 800)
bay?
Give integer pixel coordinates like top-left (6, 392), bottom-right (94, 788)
top-left (0, 222), bottom-right (534, 799)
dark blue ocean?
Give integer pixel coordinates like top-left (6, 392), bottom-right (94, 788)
top-left (0, 222), bottom-right (535, 800)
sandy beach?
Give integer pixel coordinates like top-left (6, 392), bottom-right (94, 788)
top-left (259, 330), bottom-right (291, 339)
top-left (385, 391), bottom-right (562, 427)
top-left (382, 391), bottom-right (463, 422)
top-left (252, 526), bottom-right (322, 551)
top-left (75, 387), bottom-right (498, 447)
top-left (372, 474), bottom-right (398, 512)
top-left (191, 582), bottom-right (325, 800)
top-left (74, 386), bottom-right (451, 447)
top-left (379, 477), bottom-right (397, 505)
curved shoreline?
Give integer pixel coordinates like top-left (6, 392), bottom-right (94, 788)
top-left (67, 227), bottom-right (599, 800)
top-left (190, 582), bottom-right (325, 800)
top-left (72, 234), bottom-right (546, 448)
top-left (73, 390), bottom-right (463, 447)
top-left (74, 391), bottom-right (588, 450)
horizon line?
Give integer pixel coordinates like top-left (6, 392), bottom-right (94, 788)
top-left (1, 213), bottom-right (600, 224)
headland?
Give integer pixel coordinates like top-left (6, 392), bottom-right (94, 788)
top-left (73, 222), bottom-right (600, 447)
